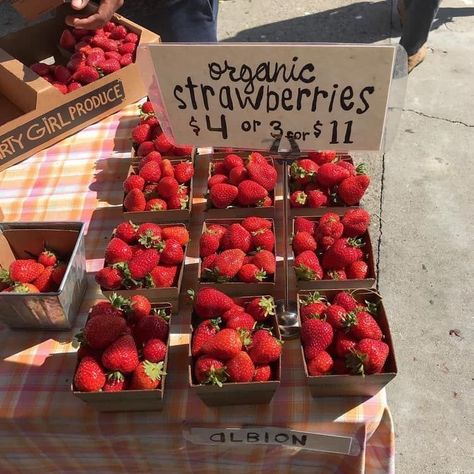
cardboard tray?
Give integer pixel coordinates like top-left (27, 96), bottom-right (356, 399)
top-left (288, 154), bottom-right (361, 217)
top-left (297, 289), bottom-right (397, 397)
top-left (197, 219), bottom-right (277, 297)
top-left (0, 221), bottom-right (87, 330)
top-left (73, 302), bottom-right (171, 411)
top-left (292, 215), bottom-right (376, 290)
top-left (189, 296), bottom-right (281, 406)
top-left (0, 3), bottom-right (160, 172)
top-left (204, 153), bottom-right (276, 219)
top-left (122, 155), bottom-right (195, 224)
top-left (101, 223), bottom-right (188, 312)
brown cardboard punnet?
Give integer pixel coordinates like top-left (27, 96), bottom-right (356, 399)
top-left (292, 215), bottom-right (376, 290)
top-left (0, 221), bottom-right (87, 330)
top-left (73, 302), bottom-right (171, 411)
top-left (189, 296), bottom-right (281, 406)
top-left (0, 3), bottom-right (160, 172)
top-left (101, 223), bottom-right (188, 312)
top-left (198, 219), bottom-right (276, 297)
top-left (297, 289), bottom-right (397, 397)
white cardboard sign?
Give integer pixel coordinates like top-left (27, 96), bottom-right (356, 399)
top-left (144, 44), bottom-right (395, 151)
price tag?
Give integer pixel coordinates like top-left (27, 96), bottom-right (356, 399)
top-left (141, 44), bottom-right (396, 151)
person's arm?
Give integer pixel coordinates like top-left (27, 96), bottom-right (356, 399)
top-left (65, 0), bottom-right (124, 30)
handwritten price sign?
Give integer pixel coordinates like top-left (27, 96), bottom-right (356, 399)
top-left (144, 44), bottom-right (396, 151)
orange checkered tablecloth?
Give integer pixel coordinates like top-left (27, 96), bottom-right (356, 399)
top-left (0, 103), bottom-right (395, 474)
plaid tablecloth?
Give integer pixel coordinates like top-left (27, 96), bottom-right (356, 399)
top-left (0, 103), bottom-right (395, 474)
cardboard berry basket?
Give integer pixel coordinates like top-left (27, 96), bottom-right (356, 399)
top-left (197, 219), bottom-right (277, 297)
top-left (288, 153), bottom-right (361, 218)
top-left (204, 152), bottom-right (276, 219)
top-left (292, 215), bottom-right (376, 290)
top-left (72, 302), bottom-right (171, 411)
top-left (297, 289), bottom-right (397, 397)
top-left (100, 223), bottom-right (188, 312)
top-left (189, 296), bottom-right (281, 406)
top-left (0, 3), bottom-right (160, 172)
top-left (0, 222), bottom-right (87, 330)
top-left (123, 154), bottom-right (195, 224)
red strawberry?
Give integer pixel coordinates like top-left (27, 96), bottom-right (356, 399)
top-left (202, 328), bottom-right (243, 360)
top-left (98, 58), bottom-right (120, 74)
top-left (345, 311), bottom-right (382, 341)
top-left (161, 226), bottom-right (189, 246)
top-left (71, 65), bottom-right (99, 84)
top-left (221, 305), bottom-right (245, 322)
top-left (102, 335), bottom-right (139, 373)
top-left (322, 238), bottom-right (364, 269)
top-left (307, 150), bottom-right (337, 165)
top-left (324, 305), bottom-right (347, 329)
top-left (237, 180), bottom-right (268, 206)
top-left (247, 329), bottom-right (282, 364)
top-left (124, 188), bottom-right (146, 211)
top-left (159, 239), bottom-right (184, 265)
top-left (324, 269), bottom-right (347, 280)
top-left (346, 339), bottom-right (389, 375)
top-left (145, 198), bottom-right (167, 211)
top-left (307, 190), bottom-right (328, 208)
top-left (294, 217), bottom-right (315, 235)
top-left (192, 318), bottom-right (221, 357)
top-left (258, 196), bottom-right (273, 207)
top-left (143, 338), bottom-right (167, 363)
top-left (105, 51), bottom-right (122, 61)
top-left (153, 133), bottom-right (174, 153)
top-left (294, 251), bottom-right (323, 281)
top-left (208, 174), bottom-right (229, 188)
top-left (156, 177), bottom-right (179, 199)
top-left (84, 314), bottom-right (127, 350)
top-left (125, 32), bottom-right (139, 43)
top-left (91, 36), bottom-right (118, 52)
top-left (201, 254), bottom-right (217, 277)
top-left (52, 82), bottom-right (68, 94)
top-left (253, 364), bottom-right (272, 381)
top-left (228, 166), bottom-right (248, 185)
top-left (140, 153), bottom-right (163, 172)
top-left (114, 222), bottom-right (138, 244)
top-left (32, 266), bottom-right (55, 292)
top-left (30, 62), bottom-right (50, 76)
top-left (320, 212), bottom-right (341, 226)
top-left (53, 65), bottom-right (72, 83)
top-left (238, 264), bottom-right (266, 283)
top-left (174, 161), bottom-right (194, 184)
top-left (247, 152), bottom-right (268, 165)
top-left (160, 159), bottom-right (175, 178)
top-left (134, 310), bottom-right (169, 344)
top-left (333, 291), bottom-right (358, 312)
top-left (317, 163), bottom-right (351, 187)
top-left (89, 298), bottom-right (125, 320)
top-left (316, 219), bottom-right (344, 249)
top-left (292, 231), bottom-right (317, 255)
top-left (290, 159), bottom-right (318, 185)
top-left (251, 228), bottom-right (274, 252)
top-left (9, 260), bottom-right (44, 283)
top-left (301, 319), bottom-right (334, 360)
top-left (192, 288), bottom-right (234, 319)
top-left (51, 262), bottom-right (67, 286)
top-left (342, 209), bottom-right (371, 237)
top-left (307, 351), bottom-right (333, 375)
top-left (252, 250), bottom-right (276, 275)
top-left (137, 223), bottom-right (162, 243)
top-left (336, 160), bottom-right (356, 175)
top-left (127, 294), bottom-right (152, 323)
top-left (223, 154), bottom-right (244, 172)
top-left (128, 248), bottom-right (160, 279)
top-left (333, 331), bottom-right (357, 358)
top-left (118, 42), bottom-right (136, 55)
top-left (200, 230), bottom-right (222, 258)
top-left (74, 357), bottom-right (105, 392)
top-left (38, 250), bottom-right (57, 267)
top-left (221, 224), bottom-right (252, 253)
top-left (338, 173), bottom-right (370, 206)
top-left (194, 356), bottom-right (226, 385)
top-left (247, 161), bottom-right (277, 191)
top-left (103, 372), bottom-right (126, 392)
top-left (211, 249), bottom-right (245, 281)
top-left (86, 50), bottom-right (105, 68)
top-left (137, 142), bottom-right (157, 157)
top-left (149, 265), bottom-right (178, 288)
top-left (95, 266), bottom-right (122, 290)
top-left (139, 161), bottom-right (162, 183)
top-left (225, 312), bottom-right (256, 331)
top-left (246, 296), bottom-right (276, 321)
top-left (346, 261), bottom-right (368, 279)
top-left (110, 25), bottom-right (127, 40)
top-left (68, 82), bottom-right (82, 92)
top-left (173, 144), bottom-right (193, 156)
top-left (299, 291), bottom-right (327, 322)
top-left (130, 360), bottom-right (165, 389)
top-left (209, 183), bottom-right (238, 208)
top-left (123, 174), bottom-right (145, 192)
top-left (290, 190), bottom-right (307, 208)
top-left (241, 217), bottom-right (272, 233)
top-left (132, 123), bottom-right (151, 145)
top-left (226, 351), bottom-right (255, 383)
top-left (105, 238), bottom-right (132, 264)
top-left (59, 29), bottom-right (76, 50)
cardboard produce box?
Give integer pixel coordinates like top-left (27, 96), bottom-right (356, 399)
top-left (297, 289), bottom-right (397, 397)
top-left (0, 221), bottom-right (86, 330)
top-left (0, 3), bottom-right (160, 172)
top-left (73, 302), bottom-right (171, 412)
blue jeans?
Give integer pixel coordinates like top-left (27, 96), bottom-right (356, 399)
top-left (121, 0), bottom-right (219, 42)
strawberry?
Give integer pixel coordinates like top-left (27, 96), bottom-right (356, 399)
top-left (127, 294), bottom-right (152, 323)
top-left (258, 196), bottom-right (273, 207)
top-left (290, 159), bottom-right (318, 185)
top-left (221, 305), bottom-right (245, 322)
top-left (333, 291), bottom-right (358, 312)
top-left (238, 264), bottom-right (266, 283)
top-left (228, 166), bottom-right (248, 185)
top-left (110, 25), bottom-right (127, 40)
top-left (153, 133), bottom-right (174, 153)
top-left (192, 318), bottom-right (221, 357)
top-left (247, 161), bottom-right (277, 191)
top-left (91, 36), bottom-right (118, 52)
top-left (38, 250), bottom-right (57, 267)
top-left (307, 150), bottom-right (337, 165)
top-left (223, 154), bottom-right (244, 172)
top-left (2, 283), bottom-right (39, 293)
top-left (320, 212), bottom-right (341, 226)
top-left (290, 190), bottom-right (307, 208)
top-left (346, 261), bottom-right (368, 279)
top-left (67, 52), bottom-right (86, 71)
top-left (173, 144), bottom-right (193, 156)
top-left (139, 161), bottom-right (162, 183)
top-left (241, 217), bottom-right (272, 233)
top-left (221, 224), bottom-right (252, 253)
top-left (159, 239), bottom-right (184, 266)
top-left (208, 174), bottom-right (229, 188)
top-left (200, 231), bottom-right (222, 258)
top-left (251, 228), bottom-right (274, 251)
top-left (130, 360), bottom-right (165, 389)
top-left (322, 238), bottom-right (364, 269)
top-left (333, 331), bottom-right (357, 358)
top-left (342, 209), bottom-right (371, 237)
top-left (316, 219), bottom-right (344, 249)
top-left (294, 251), bottom-right (323, 281)
top-left (237, 180), bottom-right (268, 206)
top-left (246, 296), bottom-right (275, 321)
top-left (30, 62), bottom-right (50, 76)
top-left (247, 152), bottom-right (268, 165)
top-left (74, 357), bottom-right (105, 392)
top-left (225, 312), bottom-right (256, 331)
top-left (124, 188), bottom-right (146, 211)
top-left (211, 249), bottom-right (245, 281)
top-left (102, 335), bottom-right (139, 373)
top-left (123, 174), bottom-right (145, 192)
top-left (317, 163), bottom-right (351, 187)
top-left (53, 65), bottom-right (72, 83)
top-left (120, 54), bottom-right (133, 67)
top-left (103, 372), bottom-right (126, 392)
top-left (247, 330), bottom-right (282, 364)
top-left (202, 328), bottom-right (243, 360)
top-left (132, 123), bottom-right (151, 144)
top-left (118, 42), bottom-right (136, 55)
top-left (114, 222), bottom-right (138, 244)
top-left (105, 50), bottom-right (122, 61)
top-left (194, 356), bottom-right (226, 386)
top-left (140, 153), bottom-right (163, 172)
top-left (307, 190), bottom-right (328, 208)
top-left (253, 364), bottom-right (272, 381)
top-left (51, 262), bottom-right (67, 286)
top-left (52, 82), bottom-right (68, 94)
top-left (71, 65), bottom-right (100, 84)
top-left (128, 248), bottom-right (160, 279)
top-left (161, 226), bottom-right (189, 246)
top-left (346, 339), bottom-right (389, 375)
top-left (192, 288), bottom-right (234, 319)
top-left (209, 183), bottom-right (238, 208)
top-left (159, 159), bottom-right (174, 178)
top-left (201, 254), bottom-right (217, 277)
top-left (143, 338), bottom-right (167, 363)
top-left (207, 224), bottom-right (227, 239)
top-left (145, 198), bottom-right (167, 211)
top-left (32, 266), bottom-right (55, 292)
top-left (226, 351), bottom-right (255, 383)
top-left (324, 269), bottom-right (347, 280)
top-left (86, 50), bottom-right (105, 67)
top-left (149, 265), bottom-right (178, 288)
top-left (134, 310), bottom-right (169, 344)
top-left (76, 343), bottom-right (102, 361)
top-left (89, 297), bottom-right (125, 319)
top-left (174, 161), bottom-right (194, 184)
top-left (9, 260), bottom-right (44, 283)
top-left (157, 177), bottom-right (179, 199)
top-left (299, 292), bottom-right (327, 322)
top-left (294, 217), bottom-right (315, 235)
top-left (84, 314), bottom-right (127, 350)
top-left (345, 311), bottom-right (382, 341)
top-left (68, 82), bottom-right (82, 92)
top-left (324, 305), bottom-right (347, 329)
top-left (125, 32), bottom-right (139, 43)
top-left (307, 351), bottom-right (333, 375)
top-left (336, 160), bottom-right (356, 175)
top-left (59, 29), bottom-right (76, 50)
top-left (252, 250), bottom-right (276, 275)
top-left (334, 358), bottom-right (350, 374)
top-left (137, 142), bottom-right (157, 157)
top-left (137, 223), bottom-right (162, 243)
top-left (292, 231), bottom-right (317, 255)
top-left (98, 58), bottom-right (121, 74)
top-left (105, 238), bottom-right (132, 264)
top-left (338, 173), bottom-right (370, 206)
top-left (300, 319), bottom-right (334, 360)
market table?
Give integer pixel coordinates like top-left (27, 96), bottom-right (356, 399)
top-left (0, 103), bottom-right (395, 474)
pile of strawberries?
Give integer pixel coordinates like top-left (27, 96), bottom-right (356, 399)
top-left (95, 222), bottom-right (188, 290)
top-left (30, 22), bottom-right (139, 94)
top-left (208, 152), bottom-right (276, 209)
top-left (288, 151), bottom-right (370, 208)
top-left (74, 294), bottom-right (168, 392)
top-left (299, 291), bottom-right (390, 376)
top-left (200, 217), bottom-right (276, 283)
top-left (0, 248), bottom-right (67, 294)
top-left (292, 209), bottom-right (371, 281)
top-left (191, 289), bottom-right (281, 385)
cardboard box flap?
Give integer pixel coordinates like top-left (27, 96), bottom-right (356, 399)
top-left (12, 0), bottom-right (64, 20)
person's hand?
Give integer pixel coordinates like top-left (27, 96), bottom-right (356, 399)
top-left (65, 0), bottom-right (124, 30)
